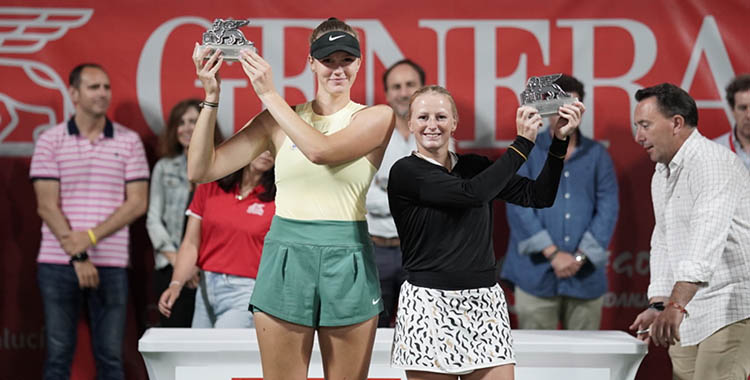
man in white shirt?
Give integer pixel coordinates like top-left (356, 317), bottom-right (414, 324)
top-left (713, 74), bottom-right (750, 169)
top-left (629, 83), bottom-right (750, 380)
top-left (366, 59), bottom-right (423, 327)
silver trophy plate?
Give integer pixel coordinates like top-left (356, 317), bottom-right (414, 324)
top-left (198, 18), bottom-right (256, 61)
top-left (520, 74), bottom-right (577, 117)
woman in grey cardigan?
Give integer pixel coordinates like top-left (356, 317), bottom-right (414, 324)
top-left (146, 99), bottom-right (222, 327)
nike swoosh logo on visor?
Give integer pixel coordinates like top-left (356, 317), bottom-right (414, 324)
top-left (329, 35), bottom-right (346, 41)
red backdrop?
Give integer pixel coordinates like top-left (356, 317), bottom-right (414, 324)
top-left (1, 0), bottom-right (749, 378)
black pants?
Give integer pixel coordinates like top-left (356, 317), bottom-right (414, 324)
top-left (373, 244), bottom-right (407, 327)
top-left (153, 265), bottom-right (196, 327)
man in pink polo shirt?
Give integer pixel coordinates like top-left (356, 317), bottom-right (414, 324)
top-left (30, 63), bottom-right (149, 380)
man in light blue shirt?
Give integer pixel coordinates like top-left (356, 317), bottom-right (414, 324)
top-left (501, 74), bottom-right (619, 330)
top-left (713, 74), bottom-right (750, 170)
top-left (366, 59), bottom-right (423, 327)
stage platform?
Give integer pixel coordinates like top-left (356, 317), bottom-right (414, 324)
top-left (139, 328), bottom-right (647, 380)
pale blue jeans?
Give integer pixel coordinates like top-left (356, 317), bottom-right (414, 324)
top-left (191, 270), bottom-right (255, 328)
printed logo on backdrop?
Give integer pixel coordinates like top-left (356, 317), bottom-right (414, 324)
top-left (0, 327), bottom-right (45, 351)
top-left (0, 7), bottom-right (92, 157)
top-left (1, 10), bottom-right (740, 157)
top-left (140, 15), bottom-right (738, 149)
top-left (604, 250), bottom-right (650, 308)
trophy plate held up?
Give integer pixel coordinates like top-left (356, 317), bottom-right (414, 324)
top-left (198, 18), bottom-right (256, 61)
top-left (520, 74), bottom-right (577, 117)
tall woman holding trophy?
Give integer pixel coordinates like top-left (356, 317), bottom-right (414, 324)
top-left (189, 17), bottom-right (394, 380)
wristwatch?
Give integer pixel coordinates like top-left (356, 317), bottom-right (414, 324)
top-left (648, 301), bottom-right (665, 311)
top-left (69, 251), bottom-right (89, 265)
top-left (574, 251), bottom-right (587, 263)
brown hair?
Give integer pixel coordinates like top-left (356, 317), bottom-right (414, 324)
top-left (158, 99), bottom-right (224, 158)
top-left (726, 74), bottom-right (750, 109)
top-left (69, 63), bottom-right (106, 89)
top-left (217, 165), bottom-right (276, 202)
top-left (555, 74), bottom-right (585, 102)
top-left (309, 17), bottom-right (359, 44)
top-left (383, 59), bottom-right (425, 89)
top-left (408, 85), bottom-right (459, 123)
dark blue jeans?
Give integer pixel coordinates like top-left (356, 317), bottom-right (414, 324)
top-left (37, 263), bottom-right (128, 380)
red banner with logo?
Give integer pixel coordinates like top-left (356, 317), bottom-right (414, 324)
top-left (2, 0), bottom-right (749, 379)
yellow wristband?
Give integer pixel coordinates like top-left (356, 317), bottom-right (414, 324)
top-left (87, 229), bottom-right (97, 245)
top-left (508, 145), bottom-right (527, 161)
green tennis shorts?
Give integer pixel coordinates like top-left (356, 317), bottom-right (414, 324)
top-left (249, 216), bottom-right (383, 327)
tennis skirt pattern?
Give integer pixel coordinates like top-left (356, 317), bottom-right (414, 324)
top-left (391, 281), bottom-right (515, 374)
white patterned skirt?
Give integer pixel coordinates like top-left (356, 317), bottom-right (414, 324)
top-left (390, 281), bottom-right (515, 375)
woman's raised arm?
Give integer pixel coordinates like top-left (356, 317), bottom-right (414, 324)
top-left (187, 45), bottom-right (274, 183)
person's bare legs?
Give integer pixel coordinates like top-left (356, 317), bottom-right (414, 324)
top-left (317, 315), bottom-right (378, 380)
top-left (462, 364), bottom-right (515, 380)
top-left (406, 371), bottom-right (458, 380)
top-left (254, 311), bottom-right (315, 380)
top-left (406, 364), bottom-right (514, 380)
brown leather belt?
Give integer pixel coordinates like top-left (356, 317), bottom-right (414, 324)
top-left (370, 235), bottom-right (400, 247)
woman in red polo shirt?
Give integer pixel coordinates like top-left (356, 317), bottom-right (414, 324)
top-left (158, 150), bottom-right (275, 327)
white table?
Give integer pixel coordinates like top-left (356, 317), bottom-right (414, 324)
top-left (139, 328), bottom-right (647, 380)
